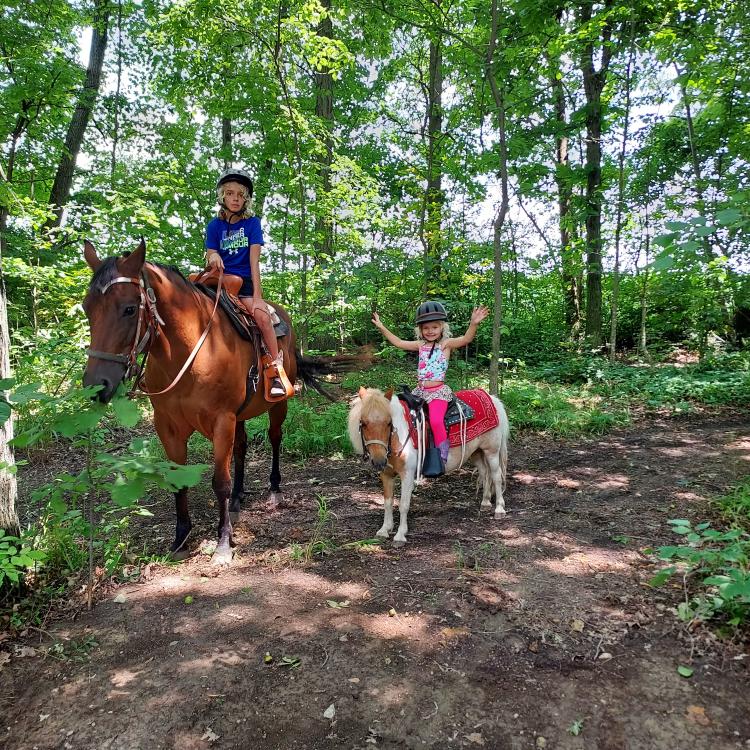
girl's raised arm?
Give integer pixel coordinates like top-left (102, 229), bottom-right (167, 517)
top-left (372, 312), bottom-right (421, 351)
top-left (444, 306), bottom-right (490, 349)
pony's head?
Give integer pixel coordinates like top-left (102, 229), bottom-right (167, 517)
top-left (82, 238), bottom-right (147, 402)
top-left (348, 386), bottom-right (394, 472)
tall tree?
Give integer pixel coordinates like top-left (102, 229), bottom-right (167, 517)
top-left (46, 0), bottom-right (110, 229)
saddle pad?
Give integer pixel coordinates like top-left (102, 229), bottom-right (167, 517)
top-left (400, 388), bottom-right (499, 448)
top-left (196, 285), bottom-right (289, 341)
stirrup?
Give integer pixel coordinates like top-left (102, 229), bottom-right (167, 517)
top-left (260, 353), bottom-right (294, 402)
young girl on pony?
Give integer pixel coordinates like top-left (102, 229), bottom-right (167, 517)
top-left (372, 301), bottom-right (489, 471)
top-left (205, 167), bottom-right (289, 400)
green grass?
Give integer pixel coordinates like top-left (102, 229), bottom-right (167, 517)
top-left (714, 477), bottom-right (750, 530)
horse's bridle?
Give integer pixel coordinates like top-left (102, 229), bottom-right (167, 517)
top-left (86, 266), bottom-right (224, 396)
top-left (86, 270), bottom-right (164, 383)
top-left (359, 418), bottom-right (407, 466)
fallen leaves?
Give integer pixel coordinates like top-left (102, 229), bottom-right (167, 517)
top-left (323, 704), bottom-right (336, 720)
top-left (686, 705), bottom-right (710, 726)
top-left (325, 599), bottom-right (350, 609)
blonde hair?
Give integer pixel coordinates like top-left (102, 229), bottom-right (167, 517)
top-left (217, 183), bottom-right (254, 219)
top-left (415, 321), bottom-right (451, 342)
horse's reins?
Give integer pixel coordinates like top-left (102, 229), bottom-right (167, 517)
top-left (86, 265), bottom-right (224, 397)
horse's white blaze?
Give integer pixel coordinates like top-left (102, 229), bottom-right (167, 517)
top-left (350, 389), bottom-right (510, 544)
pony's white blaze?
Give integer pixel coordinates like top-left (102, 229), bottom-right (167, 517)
top-left (350, 388), bottom-right (510, 544)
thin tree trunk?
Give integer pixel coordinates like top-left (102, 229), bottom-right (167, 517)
top-left (609, 32), bottom-right (635, 362)
top-left (0, 164), bottom-right (19, 535)
top-left (638, 209), bottom-right (650, 360)
top-left (110, 0), bottom-right (123, 187)
top-left (485, 0), bottom-right (509, 396)
top-left (313, 0), bottom-right (334, 262)
top-left (578, 0), bottom-right (614, 348)
top-left (549, 10), bottom-right (581, 336)
top-left (46, 0), bottom-right (110, 229)
top-left (424, 25), bottom-right (444, 294)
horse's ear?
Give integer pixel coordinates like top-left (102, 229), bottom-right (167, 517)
top-left (83, 240), bottom-right (102, 271)
top-left (384, 387), bottom-right (393, 400)
top-left (358, 386), bottom-right (368, 400)
top-left (119, 237), bottom-right (146, 276)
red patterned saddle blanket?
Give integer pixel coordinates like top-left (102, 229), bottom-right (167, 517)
top-left (400, 389), bottom-right (500, 448)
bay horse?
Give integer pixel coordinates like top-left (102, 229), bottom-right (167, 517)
top-left (82, 238), bottom-right (355, 565)
top-left (348, 387), bottom-right (509, 545)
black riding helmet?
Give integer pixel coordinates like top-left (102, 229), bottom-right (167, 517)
top-left (416, 301), bottom-right (448, 324)
top-left (217, 168), bottom-right (254, 197)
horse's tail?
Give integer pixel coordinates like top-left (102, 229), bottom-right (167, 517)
top-left (294, 351), bottom-right (369, 401)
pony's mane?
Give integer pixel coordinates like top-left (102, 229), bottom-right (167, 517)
top-left (347, 388), bottom-right (401, 455)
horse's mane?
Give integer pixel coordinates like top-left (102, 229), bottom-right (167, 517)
top-left (89, 256), bottom-right (191, 291)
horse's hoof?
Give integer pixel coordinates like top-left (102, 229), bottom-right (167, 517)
top-left (392, 539), bottom-right (406, 548)
top-left (265, 491), bottom-right (282, 510)
top-left (494, 510), bottom-right (507, 520)
top-left (170, 548), bottom-right (191, 562)
top-left (230, 511), bottom-right (241, 524)
top-left (211, 548), bottom-right (233, 567)
top-left (376, 529), bottom-right (390, 539)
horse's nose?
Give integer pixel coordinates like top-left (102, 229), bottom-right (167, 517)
top-left (372, 456), bottom-right (387, 471)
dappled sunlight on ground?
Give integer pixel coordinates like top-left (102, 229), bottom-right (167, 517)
top-left (513, 472), bottom-right (544, 485)
top-left (674, 491), bottom-right (708, 503)
top-left (725, 436), bottom-right (750, 460)
top-left (538, 547), bottom-right (640, 576)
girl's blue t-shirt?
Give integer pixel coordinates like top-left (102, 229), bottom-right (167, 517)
top-left (205, 216), bottom-right (264, 278)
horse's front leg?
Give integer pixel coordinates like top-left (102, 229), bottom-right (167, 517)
top-left (211, 414), bottom-right (237, 566)
top-left (154, 413), bottom-right (193, 559)
top-left (265, 400), bottom-right (288, 507)
top-left (376, 472), bottom-right (395, 538)
top-left (485, 450), bottom-right (506, 518)
top-left (229, 421), bottom-right (247, 524)
top-left (393, 465), bottom-right (416, 546)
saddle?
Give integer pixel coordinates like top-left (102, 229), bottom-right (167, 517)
top-left (189, 268), bottom-right (294, 403)
top-left (396, 385), bottom-right (475, 478)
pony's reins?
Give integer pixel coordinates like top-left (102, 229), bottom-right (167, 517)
top-left (86, 265), bottom-right (225, 397)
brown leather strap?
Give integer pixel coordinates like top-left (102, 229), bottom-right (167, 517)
top-left (138, 269), bottom-right (224, 396)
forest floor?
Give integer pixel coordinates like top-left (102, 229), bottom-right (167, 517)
top-left (2, 408), bottom-right (750, 750)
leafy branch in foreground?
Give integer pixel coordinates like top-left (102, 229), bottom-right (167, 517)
top-left (650, 518), bottom-right (750, 629)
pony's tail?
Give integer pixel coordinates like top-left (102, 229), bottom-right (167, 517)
top-left (294, 350), bottom-right (370, 401)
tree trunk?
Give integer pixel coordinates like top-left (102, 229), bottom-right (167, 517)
top-left (578, 1), bottom-right (614, 349)
top-left (424, 28), bottom-right (444, 294)
top-left (46, 0), bottom-right (110, 229)
top-left (0, 160), bottom-right (19, 533)
top-left (313, 0), bottom-right (334, 263)
top-left (609, 34), bottom-right (635, 362)
top-left (549, 10), bottom-right (581, 336)
top-left (485, 0), bottom-right (509, 396)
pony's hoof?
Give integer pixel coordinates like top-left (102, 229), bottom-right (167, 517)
top-left (494, 510), bottom-right (507, 520)
top-left (230, 511), bottom-right (241, 524)
top-left (265, 491), bottom-right (282, 510)
top-left (376, 529), bottom-right (390, 539)
top-left (392, 539), bottom-right (406, 548)
top-left (480, 501), bottom-right (492, 510)
top-left (211, 548), bottom-right (233, 567)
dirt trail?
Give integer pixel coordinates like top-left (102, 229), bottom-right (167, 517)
top-left (2, 411), bottom-right (749, 750)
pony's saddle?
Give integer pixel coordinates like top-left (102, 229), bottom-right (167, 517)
top-left (189, 269), bottom-right (289, 342)
top-left (397, 385), bottom-right (475, 434)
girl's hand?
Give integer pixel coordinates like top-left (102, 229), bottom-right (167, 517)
top-left (207, 252), bottom-right (224, 271)
top-left (372, 312), bottom-right (383, 329)
top-left (471, 306), bottom-right (490, 325)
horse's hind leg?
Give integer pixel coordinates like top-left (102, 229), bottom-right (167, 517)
top-left (471, 453), bottom-right (493, 511)
top-left (230, 421), bottom-right (248, 524)
top-left (266, 400), bottom-right (288, 507)
top-left (154, 413), bottom-right (193, 559)
top-left (483, 449), bottom-right (506, 518)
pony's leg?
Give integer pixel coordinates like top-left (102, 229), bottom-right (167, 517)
top-left (376, 473), bottom-right (395, 538)
top-left (230, 421), bottom-right (248, 524)
top-left (472, 454), bottom-right (493, 510)
top-left (484, 450), bottom-right (506, 518)
top-left (154, 413), bottom-right (193, 558)
top-left (393, 470), bottom-right (416, 545)
top-left (211, 414), bottom-right (237, 566)
top-left (265, 400), bottom-right (288, 506)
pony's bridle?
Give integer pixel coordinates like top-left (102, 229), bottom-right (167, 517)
top-left (359, 418), bottom-right (407, 467)
top-left (86, 271), bottom-right (164, 383)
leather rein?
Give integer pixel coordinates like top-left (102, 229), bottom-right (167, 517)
top-left (86, 266), bottom-right (224, 397)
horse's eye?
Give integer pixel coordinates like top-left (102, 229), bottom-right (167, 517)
top-left (123, 305), bottom-right (137, 317)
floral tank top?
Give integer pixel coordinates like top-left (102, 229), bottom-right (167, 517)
top-left (418, 342), bottom-right (448, 383)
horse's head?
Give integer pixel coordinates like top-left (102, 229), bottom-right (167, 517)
top-left (348, 386), bottom-right (394, 472)
top-left (82, 239), bottom-right (148, 403)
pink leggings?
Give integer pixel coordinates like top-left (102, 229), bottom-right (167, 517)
top-left (426, 398), bottom-right (449, 446)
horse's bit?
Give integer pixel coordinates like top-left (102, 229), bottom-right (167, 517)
top-left (359, 418), bottom-right (407, 468)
